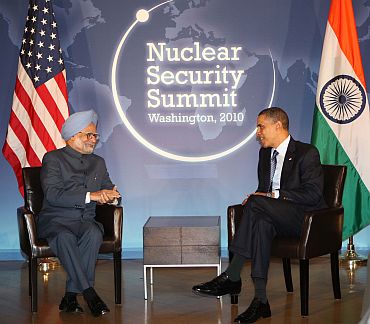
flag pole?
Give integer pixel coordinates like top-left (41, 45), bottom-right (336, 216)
top-left (340, 235), bottom-right (367, 269)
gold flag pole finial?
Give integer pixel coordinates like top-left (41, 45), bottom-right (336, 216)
top-left (38, 257), bottom-right (60, 283)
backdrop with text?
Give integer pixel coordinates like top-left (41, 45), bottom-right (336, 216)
top-left (1, 0), bottom-right (370, 258)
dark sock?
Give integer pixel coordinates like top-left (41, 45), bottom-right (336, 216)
top-left (253, 277), bottom-right (267, 303)
top-left (225, 253), bottom-right (246, 281)
top-left (83, 287), bottom-right (98, 301)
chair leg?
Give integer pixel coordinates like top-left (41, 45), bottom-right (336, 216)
top-left (282, 258), bottom-right (293, 292)
top-left (299, 259), bottom-right (309, 316)
top-left (330, 251), bottom-right (341, 299)
top-left (114, 251), bottom-right (122, 304)
top-left (30, 257), bottom-right (38, 313)
top-left (230, 294), bottom-right (238, 304)
top-left (28, 259), bottom-right (32, 296)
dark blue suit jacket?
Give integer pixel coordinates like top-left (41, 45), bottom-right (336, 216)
top-left (256, 137), bottom-right (327, 211)
top-left (37, 145), bottom-right (115, 238)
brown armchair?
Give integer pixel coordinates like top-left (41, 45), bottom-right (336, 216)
top-left (227, 164), bottom-right (346, 316)
top-left (17, 166), bottom-right (123, 313)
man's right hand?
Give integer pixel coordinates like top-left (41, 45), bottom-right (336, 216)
top-left (90, 187), bottom-right (121, 204)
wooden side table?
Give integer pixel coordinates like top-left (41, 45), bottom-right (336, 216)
top-left (143, 216), bottom-right (221, 299)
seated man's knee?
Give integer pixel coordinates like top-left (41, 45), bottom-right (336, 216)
top-left (51, 230), bottom-right (77, 251)
top-left (243, 195), bottom-right (274, 224)
top-left (56, 229), bottom-right (75, 242)
top-left (83, 222), bottom-right (103, 241)
top-left (244, 194), bottom-right (266, 210)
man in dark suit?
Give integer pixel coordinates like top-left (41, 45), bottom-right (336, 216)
top-left (193, 107), bottom-right (326, 323)
top-left (37, 110), bottom-right (121, 317)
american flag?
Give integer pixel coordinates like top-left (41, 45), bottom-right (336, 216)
top-left (2, 0), bottom-right (69, 195)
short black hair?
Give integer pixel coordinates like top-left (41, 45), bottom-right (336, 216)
top-left (258, 107), bottom-right (289, 130)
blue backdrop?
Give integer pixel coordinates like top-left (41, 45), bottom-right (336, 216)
top-left (1, 0), bottom-right (370, 259)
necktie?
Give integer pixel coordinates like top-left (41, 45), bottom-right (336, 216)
top-left (269, 150), bottom-right (279, 192)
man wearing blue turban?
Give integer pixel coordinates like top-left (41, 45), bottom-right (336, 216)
top-left (37, 110), bottom-right (121, 317)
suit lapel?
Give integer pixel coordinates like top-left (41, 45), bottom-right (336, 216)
top-left (280, 138), bottom-right (296, 188)
top-left (261, 148), bottom-right (272, 192)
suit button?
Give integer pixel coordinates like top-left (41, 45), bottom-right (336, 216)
top-left (84, 185), bottom-right (87, 188)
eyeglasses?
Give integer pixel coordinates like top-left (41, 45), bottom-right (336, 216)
top-left (79, 132), bottom-right (100, 141)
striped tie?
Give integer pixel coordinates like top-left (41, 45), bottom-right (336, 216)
top-left (269, 150), bottom-right (279, 192)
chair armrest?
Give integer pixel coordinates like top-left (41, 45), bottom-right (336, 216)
top-left (95, 205), bottom-right (123, 249)
top-left (17, 206), bottom-right (38, 257)
top-left (299, 206), bottom-right (344, 259)
top-left (227, 204), bottom-right (344, 260)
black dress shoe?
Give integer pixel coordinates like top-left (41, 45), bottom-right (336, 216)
top-left (59, 295), bottom-right (84, 313)
top-left (192, 272), bottom-right (241, 297)
top-left (234, 298), bottom-right (271, 323)
top-left (86, 296), bottom-right (110, 317)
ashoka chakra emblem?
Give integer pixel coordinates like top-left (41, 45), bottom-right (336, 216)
top-left (319, 74), bottom-right (366, 124)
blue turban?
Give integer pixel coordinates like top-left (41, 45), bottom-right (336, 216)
top-left (61, 110), bottom-right (98, 141)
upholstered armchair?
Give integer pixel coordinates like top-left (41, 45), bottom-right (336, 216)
top-left (227, 164), bottom-right (346, 316)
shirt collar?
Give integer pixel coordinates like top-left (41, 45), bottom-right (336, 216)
top-left (273, 135), bottom-right (290, 157)
top-left (63, 144), bottom-right (84, 158)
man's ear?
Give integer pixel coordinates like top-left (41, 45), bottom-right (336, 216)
top-left (66, 136), bottom-right (75, 145)
top-left (275, 120), bottom-right (282, 130)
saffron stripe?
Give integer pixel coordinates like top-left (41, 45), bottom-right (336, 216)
top-left (328, 0), bottom-right (366, 88)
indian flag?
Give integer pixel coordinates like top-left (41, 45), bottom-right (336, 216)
top-left (311, 0), bottom-right (370, 239)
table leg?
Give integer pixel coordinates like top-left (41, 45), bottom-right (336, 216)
top-left (144, 266), bottom-right (148, 300)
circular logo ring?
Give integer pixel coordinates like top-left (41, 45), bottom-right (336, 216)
top-left (319, 74), bottom-right (366, 124)
top-left (111, 1), bottom-right (276, 162)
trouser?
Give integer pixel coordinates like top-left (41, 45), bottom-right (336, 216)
top-left (229, 195), bottom-right (304, 279)
top-left (48, 220), bottom-right (103, 293)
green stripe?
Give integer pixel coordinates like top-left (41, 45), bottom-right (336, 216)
top-left (311, 106), bottom-right (370, 239)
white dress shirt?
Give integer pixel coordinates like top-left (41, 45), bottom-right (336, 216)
top-left (271, 135), bottom-right (290, 198)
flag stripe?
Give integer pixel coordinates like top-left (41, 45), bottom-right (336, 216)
top-left (11, 94), bottom-right (48, 161)
top-left (14, 75), bottom-right (56, 153)
top-left (328, 0), bottom-right (366, 88)
top-left (54, 71), bottom-right (69, 116)
top-left (37, 78), bottom-right (67, 130)
top-left (2, 141), bottom-right (24, 194)
top-left (5, 112), bottom-right (41, 166)
top-left (3, 129), bottom-right (28, 168)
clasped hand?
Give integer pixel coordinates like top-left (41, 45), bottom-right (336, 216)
top-left (91, 186), bottom-right (121, 204)
top-left (241, 192), bottom-right (268, 205)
